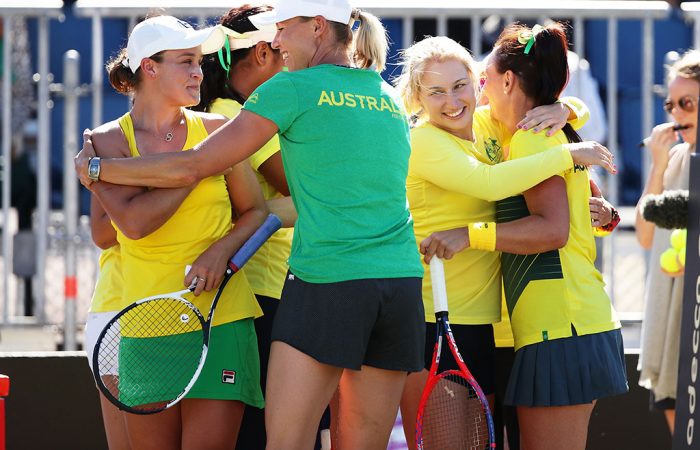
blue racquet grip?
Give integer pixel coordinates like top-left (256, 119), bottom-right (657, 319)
top-left (229, 214), bottom-right (282, 271)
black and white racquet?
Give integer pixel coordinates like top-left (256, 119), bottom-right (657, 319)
top-left (92, 213), bottom-right (282, 414)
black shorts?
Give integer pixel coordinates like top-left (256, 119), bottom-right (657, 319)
top-left (423, 322), bottom-right (496, 395)
top-left (272, 272), bottom-right (425, 372)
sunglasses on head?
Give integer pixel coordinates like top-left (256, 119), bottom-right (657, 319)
top-left (664, 95), bottom-right (699, 114)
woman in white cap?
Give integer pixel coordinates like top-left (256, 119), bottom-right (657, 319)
top-left (84, 15), bottom-right (267, 449)
top-left (77, 2), bottom-right (424, 449)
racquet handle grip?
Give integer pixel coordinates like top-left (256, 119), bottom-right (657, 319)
top-left (429, 257), bottom-right (449, 313)
top-left (229, 214), bottom-right (283, 271)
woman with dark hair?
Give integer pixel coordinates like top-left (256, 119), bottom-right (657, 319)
top-left (76, 2), bottom-right (426, 448)
top-left (422, 23), bottom-right (628, 450)
top-left (193, 5), bottom-right (283, 113)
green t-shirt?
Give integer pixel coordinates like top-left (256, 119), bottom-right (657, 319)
top-left (243, 64), bottom-right (423, 283)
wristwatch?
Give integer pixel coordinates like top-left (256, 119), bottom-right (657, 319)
top-left (87, 156), bottom-right (101, 181)
top-left (600, 207), bottom-right (621, 232)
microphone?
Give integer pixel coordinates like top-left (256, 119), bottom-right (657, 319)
top-left (641, 189), bottom-right (688, 230)
top-left (639, 124), bottom-right (690, 147)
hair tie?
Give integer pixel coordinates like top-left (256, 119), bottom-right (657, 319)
top-left (518, 24), bottom-right (544, 55)
top-left (121, 57), bottom-right (130, 68)
top-left (217, 37), bottom-right (232, 78)
top-left (351, 8), bottom-right (362, 24)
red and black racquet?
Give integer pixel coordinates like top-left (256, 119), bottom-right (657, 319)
top-left (416, 257), bottom-right (496, 449)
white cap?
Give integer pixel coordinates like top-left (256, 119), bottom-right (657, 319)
top-left (125, 16), bottom-right (226, 73)
top-left (249, 0), bottom-right (353, 28)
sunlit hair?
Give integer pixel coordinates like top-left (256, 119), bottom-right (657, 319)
top-left (394, 36), bottom-right (477, 124)
top-left (352, 10), bottom-right (388, 72)
top-left (667, 49), bottom-right (700, 85)
top-left (300, 9), bottom-right (388, 72)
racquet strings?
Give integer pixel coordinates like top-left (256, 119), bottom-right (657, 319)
top-left (96, 297), bottom-right (205, 413)
top-left (420, 372), bottom-right (490, 450)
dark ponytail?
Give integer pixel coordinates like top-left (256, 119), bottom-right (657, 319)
top-left (493, 22), bottom-right (581, 143)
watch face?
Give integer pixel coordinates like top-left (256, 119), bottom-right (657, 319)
top-left (88, 158), bottom-right (100, 180)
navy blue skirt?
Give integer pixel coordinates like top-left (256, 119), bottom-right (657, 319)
top-left (505, 327), bottom-right (628, 407)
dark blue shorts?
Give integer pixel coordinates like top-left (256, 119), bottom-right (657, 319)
top-left (423, 322), bottom-right (496, 395)
top-left (650, 391), bottom-right (676, 411)
top-left (505, 327), bottom-right (629, 407)
top-left (272, 272), bottom-right (425, 372)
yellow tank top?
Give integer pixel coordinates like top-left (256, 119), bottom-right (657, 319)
top-left (209, 98), bottom-right (292, 299)
top-left (115, 109), bottom-right (261, 325)
top-left (89, 245), bottom-right (123, 313)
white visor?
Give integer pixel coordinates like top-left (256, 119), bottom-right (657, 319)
top-left (222, 25), bottom-right (278, 50)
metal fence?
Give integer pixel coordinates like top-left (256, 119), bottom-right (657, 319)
top-left (1, 1), bottom-right (64, 328)
top-left (0, 0), bottom-right (683, 349)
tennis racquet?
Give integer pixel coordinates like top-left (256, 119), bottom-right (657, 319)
top-left (92, 213), bottom-right (282, 414)
top-left (416, 257), bottom-right (496, 449)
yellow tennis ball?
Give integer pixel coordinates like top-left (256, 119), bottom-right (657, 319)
top-left (671, 229), bottom-right (687, 251)
top-left (679, 246), bottom-right (686, 267)
top-left (660, 248), bottom-right (681, 273)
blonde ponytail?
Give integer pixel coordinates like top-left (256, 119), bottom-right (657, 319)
top-left (352, 10), bottom-right (388, 72)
